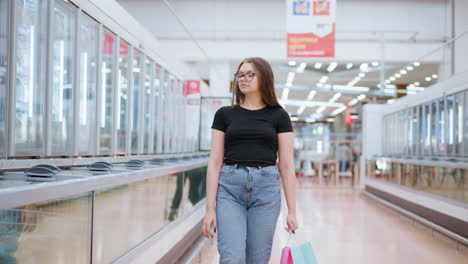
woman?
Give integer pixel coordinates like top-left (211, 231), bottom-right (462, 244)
top-left (202, 57), bottom-right (298, 264)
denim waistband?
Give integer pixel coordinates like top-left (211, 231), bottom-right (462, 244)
top-left (224, 163), bottom-right (274, 170)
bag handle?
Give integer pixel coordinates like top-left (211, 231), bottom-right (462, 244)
top-left (286, 230), bottom-right (296, 247)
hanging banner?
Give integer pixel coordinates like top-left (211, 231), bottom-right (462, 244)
top-left (287, 0), bottom-right (336, 58)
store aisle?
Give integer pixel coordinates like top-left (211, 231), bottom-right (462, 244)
top-left (192, 177), bottom-right (467, 264)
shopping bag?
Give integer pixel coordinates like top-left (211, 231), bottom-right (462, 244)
top-left (290, 242), bottom-right (318, 264)
top-left (280, 246), bottom-right (293, 264)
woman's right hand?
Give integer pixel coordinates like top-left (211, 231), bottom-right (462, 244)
top-left (202, 209), bottom-right (217, 238)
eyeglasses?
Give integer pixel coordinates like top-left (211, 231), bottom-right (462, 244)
top-left (234, 72), bottom-right (256, 82)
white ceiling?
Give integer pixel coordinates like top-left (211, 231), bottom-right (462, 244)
top-left (117, 0), bottom-right (450, 118)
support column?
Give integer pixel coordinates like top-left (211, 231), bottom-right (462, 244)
top-left (454, 0), bottom-right (468, 74)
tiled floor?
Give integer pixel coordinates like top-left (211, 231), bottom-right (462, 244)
top-left (193, 177), bottom-right (467, 263)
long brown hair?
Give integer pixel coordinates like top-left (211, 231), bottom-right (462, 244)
top-left (231, 57), bottom-right (281, 107)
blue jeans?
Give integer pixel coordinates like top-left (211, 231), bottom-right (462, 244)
top-left (216, 164), bottom-right (281, 264)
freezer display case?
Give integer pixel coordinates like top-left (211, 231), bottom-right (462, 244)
top-left (50, 0), bottom-right (75, 156)
top-left (14, 0), bottom-right (48, 156)
top-left (76, 12), bottom-right (99, 156)
top-left (131, 49), bottom-right (143, 154)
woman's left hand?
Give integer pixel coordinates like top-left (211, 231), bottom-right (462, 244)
top-left (285, 213), bottom-right (298, 233)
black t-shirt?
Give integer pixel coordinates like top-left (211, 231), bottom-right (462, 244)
top-left (211, 104), bottom-right (293, 167)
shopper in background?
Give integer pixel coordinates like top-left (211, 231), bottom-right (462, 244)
top-left (202, 57), bottom-right (298, 264)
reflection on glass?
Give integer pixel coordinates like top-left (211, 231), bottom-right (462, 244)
top-left (116, 40), bottom-right (129, 154)
top-left (0, 192), bottom-right (92, 263)
top-left (418, 105), bottom-right (424, 156)
top-left (94, 175), bottom-right (174, 263)
top-left (51, 1), bottom-right (75, 155)
top-left (100, 29), bottom-right (114, 154)
top-left (15, 0), bottom-right (47, 155)
top-left (153, 64), bottom-right (161, 153)
top-left (437, 98), bottom-right (445, 154)
top-left (131, 49), bottom-right (143, 154)
top-left (0, 0), bottom-right (8, 157)
top-left (167, 75), bottom-right (175, 153)
top-left (465, 91), bottom-right (468, 156)
top-left (368, 159), bottom-right (468, 204)
top-left (424, 104), bottom-right (431, 156)
top-left (430, 101), bottom-right (437, 155)
top-left (143, 59), bottom-right (152, 153)
top-left (168, 167), bottom-right (207, 220)
top-left (161, 72), bottom-right (168, 153)
top-left (77, 13), bottom-right (98, 155)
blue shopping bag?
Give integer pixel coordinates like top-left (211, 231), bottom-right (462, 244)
top-left (290, 242), bottom-right (318, 264)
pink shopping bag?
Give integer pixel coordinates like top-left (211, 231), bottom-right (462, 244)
top-left (280, 246), bottom-right (293, 264)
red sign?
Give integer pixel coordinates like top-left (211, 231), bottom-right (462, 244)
top-left (287, 0), bottom-right (336, 58)
top-left (313, 0), bottom-right (330, 16)
top-left (345, 111), bottom-right (355, 125)
top-left (119, 40), bottom-right (129, 55)
top-left (184, 80), bottom-right (201, 96)
top-left (103, 30), bottom-right (114, 55)
top-left (287, 24), bottom-right (335, 57)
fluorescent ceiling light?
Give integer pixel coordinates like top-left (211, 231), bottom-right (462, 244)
top-left (326, 118), bottom-right (335, 122)
top-left (316, 106), bottom-right (326, 114)
top-left (333, 85), bottom-right (370, 92)
top-left (395, 73), bottom-right (401, 78)
top-left (332, 106), bottom-right (346, 116)
top-left (346, 63), bottom-right (353, 69)
top-left (288, 61), bottom-right (297, 66)
top-left (371, 61), bottom-right (379, 66)
top-left (348, 99), bottom-right (359, 106)
top-left (280, 99), bottom-right (343, 108)
top-left (327, 62), bottom-right (338, 72)
top-left (307, 90), bottom-right (317, 100)
top-left (407, 66), bottom-right (414, 71)
top-left (297, 105), bottom-right (306, 115)
top-left (282, 88), bottom-right (289, 101)
top-left (414, 82), bottom-right (420, 86)
top-left (400, 70), bottom-right (407, 74)
top-left (297, 62), bottom-right (307, 73)
top-left (387, 99), bottom-right (395, 104)
top-left (413, 62), bottom-right (421, 67)
top-left (314, 63), bottom-right (322, 69)
top-left (357, 94), bottom-right (366, 100)
top-left (291, 117), bottom-right (299, 121)
top-left (329, 93), bottom-right (342, 103)
top-left (407, 86), bottom-right (425, 91)
top-left (425, 77), bottom-right (431, 81)
top-left (432, 74), bottom-right (438, 79)
top-left (390, 77), bottom-right (396, 81)
top-left (358, 73), bottom-right (365, 78)
top-left (360, 63), bottom-right (369, 71)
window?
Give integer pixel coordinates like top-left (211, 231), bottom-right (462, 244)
top-left (51, 0), bottom-right (75, 155)
top-left (0, 0), bottom-right (9, 157)
top-left (131, 49), bottom-right (143, 154)
top-left (77, 13), bottom-right (98, 155)
top-left (14, 0), bottom-right (48, 155)
top-left (99, 28), bottom-right (115, 154)
top-left (116, 39), bottom-right (130, 154)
